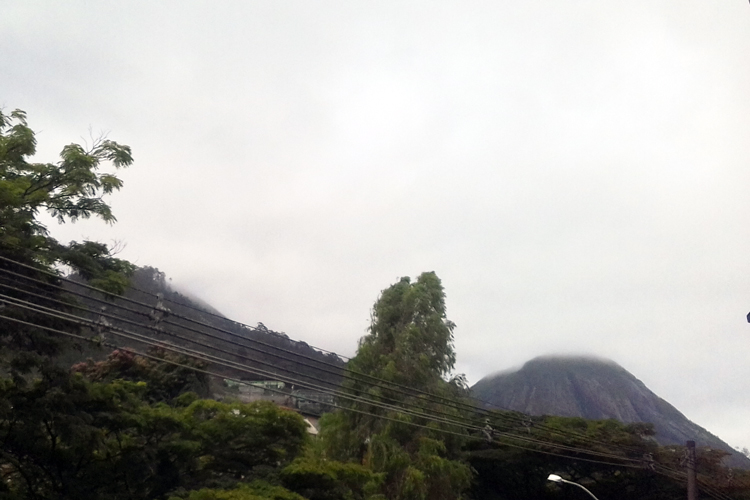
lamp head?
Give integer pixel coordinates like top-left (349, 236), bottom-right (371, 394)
top-left (547, 474), bottom-right (563, 483)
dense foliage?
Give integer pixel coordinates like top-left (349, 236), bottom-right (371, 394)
top-left (0, 372), bottom-right (309, 500)
top-left (0, 107), bottom-right (135, 378)
top-left (72, 348), bottom-right (212, 402)
top-left (0, 108), bottom-right (134, 284)
top-left (319, 273), bottom-right (472, 500)
top-left (466, 413), bottom-right (750, 499)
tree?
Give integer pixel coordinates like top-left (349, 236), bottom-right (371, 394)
top-left (0, 108), bottom-right (133, 266)
top-left (320, 272), bottom-right (472, 500)
top-left (0, 107), bottom-right (135, 375)
top-left (280, 442), bottom-right (380, 500)
top-left (464, 414), bottom-right (708, 500)
top-left (0, 373), bottom-right (310, 500)
top-left (173, 481), bottom-right (307, 500)
top-left (0, 108), bottom-right (322, 500)
top-left (72, 347), bottom-right (211, 402)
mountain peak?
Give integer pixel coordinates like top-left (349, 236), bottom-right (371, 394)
top-left (472, 355), bottom-right (749, 468)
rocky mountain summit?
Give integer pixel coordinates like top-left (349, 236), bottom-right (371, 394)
top-left (471, 355), bottom-right (750, 468)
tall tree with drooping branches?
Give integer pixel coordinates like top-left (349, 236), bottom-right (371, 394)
top-left (321, 272), bottom-right (472, 500)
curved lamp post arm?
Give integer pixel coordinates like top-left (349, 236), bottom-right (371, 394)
top-left (560, 479), bottom-right (600, 500)
top-left (547, 474), bottom-right (600, 500)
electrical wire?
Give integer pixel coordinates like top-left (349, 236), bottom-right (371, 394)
top-left (0, 272), bottom-right (658, 462)
top-left (0, 282), bottom-right (654, 463)
top-left (0, 259), bottom-right (652, 455)
top-left (1, 260), bottom-right (739, 498)
top-left (653, 464), bottom-right (735, 500)
top-left (0, 286), bottom-right (498, 437)
top-left (1, 255), bottom-right (723, 466)
top-left (0, 278), bottom-right (645, 459)
top-left (0, 297), bottom-right (648, 467)
top-left (0, 292), bottom-right (648, 465)
top-left (5, 307), bottom-right (736, 499)
top-left (127, 278), bottom-right (350, 360)
top-left (0, 311), bottom-right (651, 471)
top-left (0, 294), bottom-right (462, 429)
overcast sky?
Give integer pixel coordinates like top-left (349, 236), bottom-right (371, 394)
top-left (2, 0), bottom-right (750, 450)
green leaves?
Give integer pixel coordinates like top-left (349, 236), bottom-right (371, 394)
top-left (183, 399), bottom-right (308, 478)
top-left (1, 106), bottom-right (334, 500)
top-left (280, 457), bottom-right (379, 500)
top-left (361, 272), bottom-right (457, 384)
top-left (0, 107), bottom-right (136, 371)
top-left (72, 348), bottom-right (210, 403)
top-left (0, 107), bottom-right (133, 260)
top-left (99, 173), bottom-right (124, 194)
top-left (320, 273), bottom-right (471, 500)
top-left (93, 139), bottom-right (133, 168)
top-left (0, 109), bottom-right (35, 162)
top-left (0, 371), bottom-right (311, 500)
top-left (174, 481), bottom-right (307, 500)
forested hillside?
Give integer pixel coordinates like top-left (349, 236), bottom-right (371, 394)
top-left (65, 264), bottom-right (346, 387)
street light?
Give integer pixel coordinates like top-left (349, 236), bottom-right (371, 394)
top-left (547, 474), bottom-right (600, 500)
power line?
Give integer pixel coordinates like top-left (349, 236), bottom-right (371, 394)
top-left (127, 276), bottom-right (350, 361)
top-left (0, 293), bottom-right (645, 464)
top-left (3, 273), bottom-right (652, 455)
top-left (1, 278), bottom-right (620, 456)
top-left (0, 264), bottom-right (633, 451)
top-left (1, 253), bottom-right (708, 462)
top-left (123, 270), bottom-right (642, 449)
top-left (0, 261), bottom-right (650, 455)
top-left (0, 297), bottom-right (647, 466)
top-left (7, 306), bottom-right (732, 498)
top-left (0, 285), bottom-right (492, 435)
top-left (0, 311), bottom-right (651, 472)
top-left (0, 259), bottom-right (568, 420)
top-left (0, 294), bottom-right (455, 428)
top-left (54, 273), bottom-right (720, 476)
top-left (1, 266), bottom-right (733, 497)
top-left (653, 465), bottom-right (734, 500)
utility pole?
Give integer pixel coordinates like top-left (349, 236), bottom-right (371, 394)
top-left (687, 440), bottom-right (697, 500)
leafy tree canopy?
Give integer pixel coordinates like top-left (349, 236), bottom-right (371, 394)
top-left (173, 481), bottom-right (307, 500)
top-left (0, 371), bottom-right (309, 500)
top-left (465, 412), bottom-right (750, 500)
top-left (320, 272), bottom-right (472, 500)
top-left (72, 347), bottom-right (211, 403)
top-left (0, 108), bottom-right (135, 375)
top-left (280, 453), bottom-right (380, 500)
top-left (0, 108), bottom-right (133, 271)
